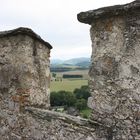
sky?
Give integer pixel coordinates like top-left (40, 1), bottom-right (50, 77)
top-left (0, 0), bottom-right (133, 60)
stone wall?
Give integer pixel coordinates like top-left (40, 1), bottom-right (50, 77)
top-left (1, 1), bottom-right (140, 139)
top-left (0, 28), bottom-right (54, 139)
top-left (0, 28), bottom-right (51, 109)
top-left (78, 0), bottom-right (140, 139)
top-left (0, 28), bottom-right (101, 140)
top-left (0, 106), bottom-right (98, 140)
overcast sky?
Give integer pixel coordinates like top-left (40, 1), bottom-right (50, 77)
top-left (0, 0), bottom-right (133, 60)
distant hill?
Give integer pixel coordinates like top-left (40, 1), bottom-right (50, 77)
top-left (51, 59), bottom-right (64, 65)
top-left (63, 57), bottom-right (90, 65)
top-left (51, 57), bottom-right (90, 67)
top-left (51, 57), bottom-right (90, 72)
top-left (76, 61), bottom-right (90, 67)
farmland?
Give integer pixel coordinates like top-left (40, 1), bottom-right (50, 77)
top-left (50, 57), bottom-right (89, 92)
top-left (50, 65), bottom-right (90, 118)
top-left (50, 69), bottom-right (89, 92)
top-left (51, 79), bottom-right (88, 92)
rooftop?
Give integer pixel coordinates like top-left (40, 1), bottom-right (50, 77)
top-left (0, 27), bottom-right (52, 49)
top-left (77, 0), bottom-right (140, 24)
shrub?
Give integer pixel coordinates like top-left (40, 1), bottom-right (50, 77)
top-left (75, 99), bottom-right (87, 110)
top-left (50, 90), bottom-right (76, 107)
top-left (74, 85), bottom-right (91, 100)
top-left (80, 108), bottom-right (92, 118)
top-left (63, 74), bottom-right (83, 78)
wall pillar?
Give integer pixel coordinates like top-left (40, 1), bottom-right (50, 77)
top-left (78, 1), bottom-right (140, 139)
top-left (0, 27), bottom-right (52, 111)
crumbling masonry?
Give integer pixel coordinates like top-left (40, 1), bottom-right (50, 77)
top-left (0, 0), bottom-right (140, 140)
top-left (0, 28), bottom-right (97, 140)
top-left (78, 0), bottom-right (140, 139)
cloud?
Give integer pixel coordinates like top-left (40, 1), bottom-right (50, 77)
top-left (0, 0), bottom-right (133, 59)
top-left (51, 45), bottom-right (92, 60)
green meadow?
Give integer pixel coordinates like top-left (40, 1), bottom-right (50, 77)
top-left (50, 69), bottom-right (89, 92)
top-left (51, 79), bottom-right (88, 92)
top-left (50, 69), bottom-right (91, 118)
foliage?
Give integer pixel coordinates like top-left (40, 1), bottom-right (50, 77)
top-left (63, 74), bottom-right (83, 78)
top-left (52, 73), bottom-right (56, 78)
top-left (50, 90), bottom-right (76, 107)
top-left (74, 86), bottom-right (91, 111)
top-left (75, 99), bottom-right (87, 110)
top-left (80, 108), bottom-right (92, 119)
top-left (74, 85), bottom-right (91, 100)
top-left (50, 85), bottom-right (92, 118)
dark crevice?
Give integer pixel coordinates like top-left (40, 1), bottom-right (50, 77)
top-left (33, 40), bottom-right (37, 56)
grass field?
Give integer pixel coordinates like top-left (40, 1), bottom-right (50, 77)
top-left (51, 79), bottom-right (88, 92)
top-left (51, 69), bottom-right (88, 92)
top-left (50, 69), bottom-right (91, 118)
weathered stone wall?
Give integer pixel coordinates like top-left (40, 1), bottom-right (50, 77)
top-left (0, 106), bottom-right (98, 140)
top-left (0, 28), bottom-right (51, 109)
top-left (78, 0), bottom-right (140, 139)
top-left (0, 28), bottom-right (101, 140)
top-left (1, 1), bottom-right (140, 139)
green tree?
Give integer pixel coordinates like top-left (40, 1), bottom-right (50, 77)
top-left (75, 99), bottom-right (87, 110)
top-left (50, 90), bottom-right (76, 107)
top-left (52, 73), bottom-right (56, 78)
top-left (74, 85), bottom-right (91, 100)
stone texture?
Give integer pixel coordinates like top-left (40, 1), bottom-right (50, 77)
top-left (1, 1), bottom-right (140, 139)
top-left (0, 28), bottom-right (102, 140)
top-left (0, 107), bottom-right (98, 140)
top-left (77, 0), bottom-right (140, 24)
top-left (78, 0), bottom-right (140, 139)
top-left (0, 27), bottom-right (52, 109)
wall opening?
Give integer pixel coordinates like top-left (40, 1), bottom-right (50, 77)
top-left (50, 51), bottom-right (92, 118)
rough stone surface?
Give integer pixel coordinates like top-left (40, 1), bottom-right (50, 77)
top-left (77, 0), bottom-right (140, 24)
top-left (0, 106), bottom-right (98, 140)
top-left (78, 0), bottom-right (140, 139)
top-left (0, 27), bottom-right (51, 109)
top-left (0, 28), bottom-right (102, 140)
top-left (1, 0), bottom-right (140, 138)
